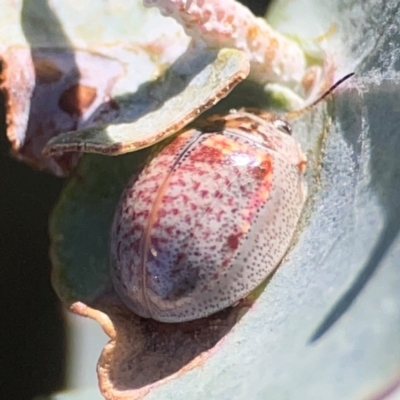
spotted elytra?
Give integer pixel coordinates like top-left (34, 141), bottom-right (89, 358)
top-left (110, 74), bottom-right (354, 323)
top-left (110, 109), bottom-right (305, 322)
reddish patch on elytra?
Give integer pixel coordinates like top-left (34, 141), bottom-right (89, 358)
top-left (176, 177), bottom-right (186, 187)
top-left (249, 156), bottom-right (273, 180)
top-left (163, 194), bottom-right (178, 204)
top-left (190, 145), bottom-right (224, 164)
top-left (157, 208), bottom-right (167, 218)
top-left (222, 258), bottom-right (230, 268)
top-left (227, 233), bottom-right (242, 250)
top-left (200, 190), bottom-right (208, 198)
top-left (215, 209), bottom-right (225, 222)
top-left (182, 194), bottom-right (189, 204)
top-left (136, 210), bottom-right (149, 219)
top-left (59, 84), bottom-right (97, 116)
top-left (192, 181), bottom-right (201, 190)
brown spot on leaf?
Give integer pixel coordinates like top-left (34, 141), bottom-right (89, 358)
top-left (59, 84), bottom-right (97, 117)
top-left (1, 47), bottom-right (123, 175)
top-left (34, 60), bottom-right (63, 84)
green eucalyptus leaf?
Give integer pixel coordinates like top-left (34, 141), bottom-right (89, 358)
top-left (43, 48), bottom-right (249, 156)
top-left (49, 150), bottom-right (150, 304)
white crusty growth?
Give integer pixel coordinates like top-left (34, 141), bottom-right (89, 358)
top-left (144, 0), bottom-right (307, 87)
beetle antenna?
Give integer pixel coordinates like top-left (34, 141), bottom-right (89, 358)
top-left (286, 72), bottom-right (355, 120)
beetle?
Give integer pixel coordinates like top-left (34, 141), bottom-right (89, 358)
top-left (109, 72), bottom-right (354, 323)
top-left (110, 109), bottom-right (307, 322)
